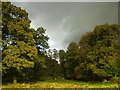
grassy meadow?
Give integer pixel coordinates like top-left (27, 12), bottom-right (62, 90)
top-left (2, 79), bottom-right (120, 88)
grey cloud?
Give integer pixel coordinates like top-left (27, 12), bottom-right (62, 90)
top-left (13, 2), bottom-right (118, 50)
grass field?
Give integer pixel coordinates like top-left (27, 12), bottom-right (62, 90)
top-left (2, 79), bottom-right (120, 88)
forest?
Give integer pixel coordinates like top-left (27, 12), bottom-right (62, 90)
top-left (1, 2), bottom-right (120, 88)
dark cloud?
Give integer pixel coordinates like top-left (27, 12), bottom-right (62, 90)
top-left (13, 2), bottom-right (118, 50)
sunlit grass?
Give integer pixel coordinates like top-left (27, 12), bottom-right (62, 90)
top-left (2, 79), bottom-right (119, 88)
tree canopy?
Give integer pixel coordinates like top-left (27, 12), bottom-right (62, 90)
top-left (2, 1), bottom-right (120, 83)
top-left (2, 2), bottom-right (49, 82)
top-left (75, 24), bottom-right (120, 81)
top-left (58, 24), bottom-right (120, 81)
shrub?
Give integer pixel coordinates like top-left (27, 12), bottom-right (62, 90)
top-left (109, 77), bottom-right (120, 83)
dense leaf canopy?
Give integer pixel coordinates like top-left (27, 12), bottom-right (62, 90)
top-left (2, 2), bottom-right (49, 81)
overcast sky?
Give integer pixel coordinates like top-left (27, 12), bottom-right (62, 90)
top-left (13, 2), bottom-right (118, 50)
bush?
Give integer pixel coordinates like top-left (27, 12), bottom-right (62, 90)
top-left (109, 77), bottom-right (120, 83)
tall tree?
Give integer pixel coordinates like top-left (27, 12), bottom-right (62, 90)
top-left (75, 24), bottom-right (120, 81)
top-left (59, 50), bottom-right (66, 64)
top-left (32, 27), bottom-right (49, 55)
top-left (31, 27), bottom-right (49, 80)
top-left (59, 50), bottom-right (66, 77)
top-left (65, 42), bottom-right (79, 79)
top-left (2, 2), bottom-right (46, 82)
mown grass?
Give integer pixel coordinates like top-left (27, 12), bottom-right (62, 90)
top-left (2, 79), bottom-right (120, 88)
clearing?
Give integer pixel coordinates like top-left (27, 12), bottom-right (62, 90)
top-left (2, 79), bottom-right (119, 88)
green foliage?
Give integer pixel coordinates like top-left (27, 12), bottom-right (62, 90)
top-left (75, 24), bottom-right (120, 81)
top-left (59, 50), bottom-right (66, 63)
top-left (109, 77), bottom-right (120, 83)
top-left (59, 49), bottom-right (66, 77)
top-left (30, 27), bottom-right (49, 80)
top-left (2, 2), bottom-right (35, 74)
top-left (32, 27), bottom-right (49, 51)
top-left (64, 42), bottom-right (79, 79)
top-left (44, 56), bottom-right (60, 78)
top-left (2, 2), bottom-right (48, 82)
top-left (2, 2), bottom-right (120, 84)
top-left (60, 24), bottom-right (120, 81)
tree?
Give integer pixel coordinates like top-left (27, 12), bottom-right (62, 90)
top-left (44, 56), bottom-right (60, 79)
top-left (65, 42), bottom-right (79, 79)
top-left (53, 49), bottom-right (59, 60)
top-left (2, 2), bottom-right (46, 82)
top-left (59, 50), bottom-right (66, 77)
top-left (32, 27), bottom-right (49, 54)
top-left (47, 49), bottom-right (53, 58)
top-left (74, 32), bottom-right (96, 80)
top-left (59, 50), bottom-right (66, 64)
top-left (75, 24), bottom-right (120, 81)
top-left (31, 27), bottom-right (49, 80)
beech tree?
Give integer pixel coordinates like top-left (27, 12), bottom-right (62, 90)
top-left (2, 2), bottom-right (47, 82)
top-left (75, 24), bottom-right (120, 81)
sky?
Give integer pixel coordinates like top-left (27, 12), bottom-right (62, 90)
top-left (12, 2), bottom-right (118, 50)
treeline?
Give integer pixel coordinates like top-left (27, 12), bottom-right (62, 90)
top-left (2, 2), bottom-right (59, 83)
top-left (59, 24), bottom-right (120, 82)
top-left (2, 2), bottom-right (120, 83)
